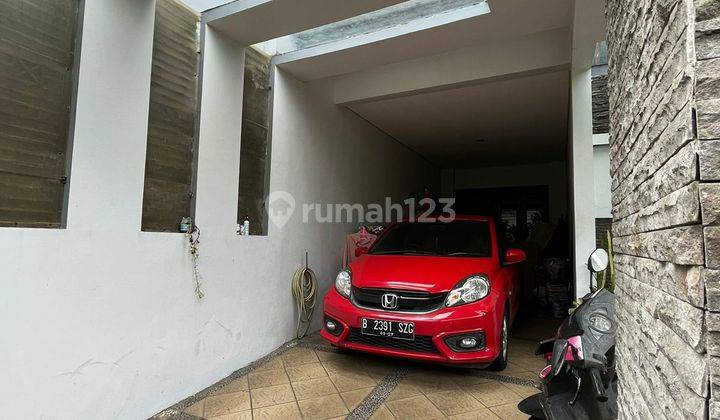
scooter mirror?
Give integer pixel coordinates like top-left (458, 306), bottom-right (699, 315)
top-left (588, 248), bottom-right (609, 273)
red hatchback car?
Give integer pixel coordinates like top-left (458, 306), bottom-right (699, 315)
top-left (321, 216), bottom-right (526, 369)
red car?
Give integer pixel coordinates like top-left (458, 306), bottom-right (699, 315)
top-left (321, 216), bottom-right (526, 369)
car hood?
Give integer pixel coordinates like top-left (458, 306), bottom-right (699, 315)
top-left (349, 254), bottom-right (496, 293)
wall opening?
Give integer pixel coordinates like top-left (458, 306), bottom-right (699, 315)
top-left (237, 46), bottom-right (272, 236)
top-left (141, 0), bottom-right (200, 232)
top-left (0, 0), bottom-right (80, 228)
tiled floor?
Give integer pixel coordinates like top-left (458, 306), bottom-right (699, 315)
top-left (164, 309), bottom-right (561, 420)
top-left (177, 334), bottom-right (549, 420)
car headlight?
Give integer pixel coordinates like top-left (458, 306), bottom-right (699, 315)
top-left (335, 269), bottom-right (352, 298)
top-left (445, 275), bottom-right (490, 307)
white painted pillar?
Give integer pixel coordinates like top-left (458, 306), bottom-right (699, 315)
top-left (569, 0), bottom-right (605, 299)
top-left (570, 67), bottom-right (596, 299)
top-left (65, 0), bottom-right (156, 231)
top-left (194, 26), bottom-right (246, 232)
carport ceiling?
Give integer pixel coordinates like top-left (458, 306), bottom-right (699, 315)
top-left (274, 0), bottom-right (572, 81)
top-left (347, 70), bottom-right (569, 168)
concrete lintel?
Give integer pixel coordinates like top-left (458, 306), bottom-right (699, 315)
top-left (202, 0), bottom-right (270, 23)
top-left (593, 133), bottom-right (610, 145)
top-left (203, 0), bottom-right (406, 47)
top-left (272, 2), bottom-right (491, 68)
top-left (333, 27), bottom-right (571, 105)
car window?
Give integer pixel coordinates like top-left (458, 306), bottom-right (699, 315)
top-left (369, 221), bottom-right (491, 257)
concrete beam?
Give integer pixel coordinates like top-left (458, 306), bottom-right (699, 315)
top-left (272, 2), bottom-right (491, 72)
top-left (333, 27), bottom-right (571, 105)
top-left (203, 0), bottom-right (404, 46)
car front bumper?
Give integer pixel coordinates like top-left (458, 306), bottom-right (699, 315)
top-left (321, 288), bottom-right (504, 365)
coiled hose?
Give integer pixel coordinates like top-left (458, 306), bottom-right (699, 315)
top-left (291, 262), bottom-right (318, 339)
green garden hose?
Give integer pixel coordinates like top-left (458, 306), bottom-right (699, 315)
top-left (292, 261), bottom-right (318, 339)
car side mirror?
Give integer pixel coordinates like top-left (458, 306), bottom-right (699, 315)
top-left (504, 249), bottom-right (526, 265)
top-left (355, 246), bottom-right (369, 257)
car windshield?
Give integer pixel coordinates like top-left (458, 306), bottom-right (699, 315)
top-left (370, 221), bottom-right (491, 257)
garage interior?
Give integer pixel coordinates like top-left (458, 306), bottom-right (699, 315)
top-left (165, 0), bottom-right (606, 418)
top-left (1, 0), bottom-right (607, 418)
top-left (241, 0), bottom-right (596, 327)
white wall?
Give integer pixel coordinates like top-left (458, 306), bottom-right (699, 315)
top-left (0, 3), bottom-right (436, 418)
top-left (593, 135), bottom-right (611, 218)
top-left (440, 161), bottom-right (568, 222)
top-left (334, 27), bottom-right (571, 105)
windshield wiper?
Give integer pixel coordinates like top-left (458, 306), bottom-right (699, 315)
top-left (372, 250), bottom-right (435, 255)
top-left (445, 252), bottom-right (485, 257)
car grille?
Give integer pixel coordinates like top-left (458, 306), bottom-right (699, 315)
top-left (346, 328), bottom-right (440, 354)
top-left (352, 287), bottom-right (447, 312)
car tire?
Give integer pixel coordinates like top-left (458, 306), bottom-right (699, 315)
top-left (487, 308), bottom-right (509, 371)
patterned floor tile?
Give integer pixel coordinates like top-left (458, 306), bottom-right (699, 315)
top-left (489, 402), bottom-right (529, 420)
top-left (466, 382), bottom-right (523, 408)
top-left (252, 402), bottom-right (303, 420)
top-left (254, 357), bottom-right (285, 372)
top-left (291, 377), bottom-right (339, 401)
top-left (214, 376), bottom-right (249, 395)
top-left (340, 386), bottom-right (374, 410)
top-left (248, 368), bottom-right (290, 389)
top-left (369, 405), bottom-right (396, 420)
top-left (329, 371), bottom-right (377, 392)
top-left (425, 390), bottom-right (487, 416)
top-left (282, 347), bottom-right (319, 366)
top-left (386, 381), bottom-right (424, 401)
top-left (206, 411), bottom-right (253, 420)
top-left (286, 362), bottom-right (328, 382)
top-left (202, 391), bottom-right (251, 417)
top-left (385, 395), bottom-right (445, 419)
top-left (297, 394), bottom-right (349, 419)
top-left (447, 408), bottom-right (501, 419)
top-left (250, 383), bottom-right (296, 408)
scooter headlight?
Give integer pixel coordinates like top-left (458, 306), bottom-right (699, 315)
top-left (335, 269), bottom-right (352, 298)
top-left (588, 313), bottom-right (613, 333)
top-left (445, 275), bottom-right (490, 307)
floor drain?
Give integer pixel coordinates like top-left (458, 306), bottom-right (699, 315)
top-left (470, 371), bottom-right (537, 387)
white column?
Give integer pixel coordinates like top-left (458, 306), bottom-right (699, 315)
top-left (194, 26), bottom-right (246, 232)
top-left (569, 0), bottom-right (605, 299)
top-left (570, 67), bottom-right (596, 299)
top-left (65, 0), bottom-right (156, 231)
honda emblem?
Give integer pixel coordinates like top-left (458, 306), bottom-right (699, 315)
top-left (381, 293), bottom-right (399, 309)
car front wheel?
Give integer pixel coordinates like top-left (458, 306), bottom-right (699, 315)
top-left (487, 308), bottom-right (509, 371)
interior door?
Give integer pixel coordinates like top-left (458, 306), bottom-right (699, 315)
top-left (455, 186), bottom-right (550, 244)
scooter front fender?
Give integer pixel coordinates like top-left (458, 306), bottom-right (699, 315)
top-left (517, 393), bottom-right (546, 419)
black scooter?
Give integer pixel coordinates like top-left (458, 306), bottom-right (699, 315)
top-left (518, 248), bottom-right (618, 420)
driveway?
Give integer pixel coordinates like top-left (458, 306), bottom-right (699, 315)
top-left (160, 329), bottom-right (549, 420)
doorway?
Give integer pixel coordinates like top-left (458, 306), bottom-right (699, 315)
top-left (455, 186), bottom-right (550, 243)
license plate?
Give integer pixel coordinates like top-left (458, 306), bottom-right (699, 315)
top-left (361, 318), bottom-right (415, 340)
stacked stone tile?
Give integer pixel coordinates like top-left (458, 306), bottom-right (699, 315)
top-left (606, 0), bottom-right (720, 417)
top-left (698, 0), bottom-right (720, 418)
top-left (593, 74), bottom-right (610, 134)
